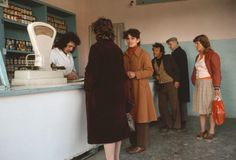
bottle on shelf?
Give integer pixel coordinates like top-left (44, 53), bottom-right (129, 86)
top-left (5, 38), bottom-right (33, 53)
top-left (5, 54), bottom-right (35, 81)
top-left (3, 3), bottom-right (36, 25)
top-left (47, 16), bottom-right (67, 34)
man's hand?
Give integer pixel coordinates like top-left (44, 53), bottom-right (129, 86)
top-left (154, 75), bottom-right (160, 80)
top-left (174, 82), bottom-right (180, 89)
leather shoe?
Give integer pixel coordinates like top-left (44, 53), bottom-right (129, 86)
top-left (127, 146), bottom-right (145, 154)
top-left (126, 146), bottom-right (136, 152)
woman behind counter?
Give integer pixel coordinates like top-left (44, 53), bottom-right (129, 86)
top-left (50, 32), bottom-right (81, 80)
top-left (123, 28), bottom-right (157, 154)
top-left (84, 18), bottom-right (129, 160)
top-left (192, 34), bottom-right (222, 141)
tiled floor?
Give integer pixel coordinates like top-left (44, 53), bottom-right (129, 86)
top-left (74, 117), bottom-right (236, 160)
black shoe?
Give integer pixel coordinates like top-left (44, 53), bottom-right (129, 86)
top-left (181, 121), bottom-right (186, 128)
top-left (176, 128), bottom-right (186, 132)
top-left (169, 128), bottom-right (180, 132)
top-left (160, 127), bottom-right (169, 133)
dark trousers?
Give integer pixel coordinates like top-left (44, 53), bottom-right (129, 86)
top-left (179, 102), bottom-right (188, 123)
top-left (129, 123), bottom-right (149, 148)
top-left (157, 82), bottom-right (181, 129)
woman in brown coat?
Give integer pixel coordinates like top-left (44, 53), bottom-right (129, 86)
top-left (85, 18), bottom-right (129, 160)
top-left (123, 28), bottom-right (157, 154)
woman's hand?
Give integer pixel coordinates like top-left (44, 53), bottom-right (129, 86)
top-left (127, 71), bottom-right (136, 79)
top-left (67, 72), bottom-right (78, 80)
top-left (214, 89), bottom-right (221, 97)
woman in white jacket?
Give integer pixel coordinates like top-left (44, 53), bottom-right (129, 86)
top-left (50, 32), bottom-right (81, 80)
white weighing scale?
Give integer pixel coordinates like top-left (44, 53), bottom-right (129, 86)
top-left (11, 22), bottom-right (67, 86)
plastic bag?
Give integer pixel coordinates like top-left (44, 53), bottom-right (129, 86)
top-left (212, 96), bottom-right (226, 126)
top-left (127, 113), bottom-right (135, 131)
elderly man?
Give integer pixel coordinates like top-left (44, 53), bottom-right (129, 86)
top-left (166, 37), bottom-right (190, 129)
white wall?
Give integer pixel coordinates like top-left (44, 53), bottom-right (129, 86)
top-left (87, 0), bottom-right (236, 42)
top-left (43, 0), bottom-right (236, 75)
top-left (83, 0), bottom-right (236, 75)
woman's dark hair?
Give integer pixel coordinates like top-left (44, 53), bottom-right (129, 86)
top-left (123, 28), bottom-right (141, 46)
top-left (92, 17), bottom-right (114, 41)
top-left (54, 32), bottom-right (81, 52)
top-left (193, 34), bottom-right (211, 53)
top-left (152, 42), bottom-right (165, 54)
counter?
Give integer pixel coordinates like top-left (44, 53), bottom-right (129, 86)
top-left (0, 81), bottom-right (84, 97)
top-left (0, 80), bottom-right (158, 160)
top-left (0, 82), bottom-right (96, 160)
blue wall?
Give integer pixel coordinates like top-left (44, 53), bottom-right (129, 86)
top-left (141, 38), bottom-right (236, 118)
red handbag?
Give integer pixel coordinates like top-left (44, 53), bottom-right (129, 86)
top-left (212, 96), bottom-right (226, 125)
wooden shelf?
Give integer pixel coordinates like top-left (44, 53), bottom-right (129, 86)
top-left (6, 64), bottom-right (33, 66)
top-left (47, 6), bottom-right (74, 17)
top-left (10, 0), bottom-right (42, 7)
top-left (6, 50), bottom-right (34, 54)
top-left (3, 19), bottom-right (28, 29)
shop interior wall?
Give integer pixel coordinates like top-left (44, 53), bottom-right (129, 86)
top-left (43, 0), bottom-right (236, 117)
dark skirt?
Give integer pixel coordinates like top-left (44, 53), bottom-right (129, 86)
top-left (86, 87), bottom-right (130, 144)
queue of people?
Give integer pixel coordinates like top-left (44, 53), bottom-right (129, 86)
top-left (50, 17), bottom-right (222, 160)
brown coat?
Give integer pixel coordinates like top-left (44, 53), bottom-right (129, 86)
top-left (85, 40), bottom-right (129, 144)
top-left (124, 47), bottom-right (157, 123)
